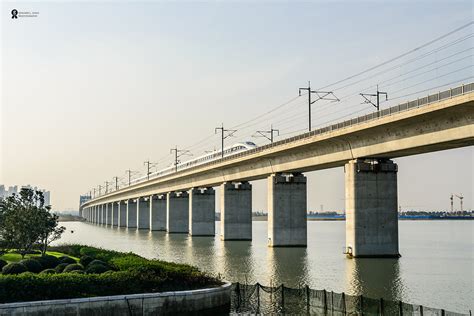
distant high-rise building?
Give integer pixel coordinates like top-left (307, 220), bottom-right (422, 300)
top-left (79, 195), bottom-right (91, 206)
top-left (0, 184), bottom-right (51, 206)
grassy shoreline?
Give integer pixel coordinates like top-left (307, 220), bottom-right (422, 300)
top-left (0, 244), bottom-right (222, 303)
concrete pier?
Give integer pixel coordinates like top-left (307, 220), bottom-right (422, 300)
top-left (137, 197), bottom-right (150, 229)
top-left (106, 203), bottom-right (112, 226)
top-left (111, 202), bottom-right (118, 226)
top-left (167, 192), bottom-right (189, 233)
top-left (345, 158), bottom-right (400, 258)
top-left (150, 195), bottom-right (166, 231)
top-left (99, 205), bottom-right (104, 224)
top-left (118, 201), bottom-right (127, 227)
top-left (220, 182), bottom-right (252, 241)
top-left (127, 200), bottom-right (137, 229)
top-left (189, 187), bottom-right (215, 236)
top-left (267, 173), bottom-right (307, 247)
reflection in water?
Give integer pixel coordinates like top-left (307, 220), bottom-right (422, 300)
top-left (267, 247), bottom-right (309, 288)
top-left (345, 258), bottom-right (404, 302)
top-left (219, 241), bottom-right (254, 283)
top-left (56, 221), bottom-right (474, 312)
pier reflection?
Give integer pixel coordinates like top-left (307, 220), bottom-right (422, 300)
top-left (218, 241), bottom-right (255, 283)
top-left (267, 247), bottom-right (309, 288)
top-left (345, 258), bottom-right (404, 302)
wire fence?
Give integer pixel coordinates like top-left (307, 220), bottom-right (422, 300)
top-left (230, 283), bottom-right (470, 316)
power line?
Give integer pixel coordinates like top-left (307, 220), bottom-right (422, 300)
top-left (253, 125), bottom-right (280, 143)
top-left (215, 124), bottom-right (237, 158)
top-left (170, 147), bottom-right (192, 172)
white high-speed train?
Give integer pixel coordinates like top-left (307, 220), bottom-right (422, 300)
top-left (130, 141), bottom-right (257, 185)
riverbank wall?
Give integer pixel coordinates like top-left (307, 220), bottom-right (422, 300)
top-left (0, 282), bottom-right (231, 315)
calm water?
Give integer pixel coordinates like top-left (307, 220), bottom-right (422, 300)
top-left (56, 220), bottom-right (473, 313)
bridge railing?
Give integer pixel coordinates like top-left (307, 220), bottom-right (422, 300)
top-left (208, 82), bottom-right (473, 165)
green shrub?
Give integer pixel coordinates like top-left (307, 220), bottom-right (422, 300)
top-left (88, 259), bottom-right (107, 267)
top-left (70, 270), bottom-right (85, 274)
top-left (40, 269), bottom-right (56, 275)
top-left (58, 256), bottom-right (76, 265)
top-left (54, 263), bottom-right (69, 273)
top-left (63, 264), bottom-right (83, 273)
top-left (34, 255), bottom-right (60, 269)
top-left (2, 263), bottom-right (27, 275)
top-left (85, 263), bottom-right (111, 274)
top-left (0, 260), bottom-right (7, 270)
top-left (20, 259), bottom-right (43, 273)
top-left (79, 255), bottom-right (94, 267)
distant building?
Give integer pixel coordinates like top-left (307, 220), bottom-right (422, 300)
top-left (79, 195), bottom-right (91, 206)
top-left (0, 184), bottom-right (51, 206)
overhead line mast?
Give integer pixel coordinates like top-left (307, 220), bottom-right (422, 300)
top-left (299, 81), bottom-right (339, 131)
top-left (170, 147), bottom-right (192, 172)
top-left (215, 123), bottom-right (237, 158)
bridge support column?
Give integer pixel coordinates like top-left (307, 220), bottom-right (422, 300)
top-left (98, 205), bottom-right (102, 224)
top-left (150, 195), bottom-right (166, 231)
top-left (268, 173), bottom-right (307, 247)
top-left (345, 159), bottom-right (400, 258)
top-left (101, 204), bottom-right (105, 225)
top-left (167, 192), bottom-right (189, 233)
top-left (106, 203), bottom-right (112, 226)
top-left (137, 197), bottom-right (150, 229)
top-left (127, 200), bottom-right (137, 229)
top-left (111, 202), bottom-right (118, 226)
top-left (118, 201), bottom-right (127, 227)
top-left (95, 206), bottom-right (99, 224)
top-left (189, 187), bottom-right (215, 236)
top-left (220, 182), bottom-right (252, 241)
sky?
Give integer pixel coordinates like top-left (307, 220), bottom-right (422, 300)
top-left (0, 0), bottom-right (472, 212)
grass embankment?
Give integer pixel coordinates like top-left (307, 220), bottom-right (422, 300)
top-left (0, 251), bottom-right (79, 263)
top-left (0, 245), bottom-right (221, 303)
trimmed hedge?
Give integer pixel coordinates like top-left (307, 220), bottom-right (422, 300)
top-left (40, 269), bottom-right (56, 275)
top-left (2, 263), bottom-right (27, 275)
top-left (58, 256), bottom-right (76, 265)
top-left (34, 255), bottom-right (60, 269)
top-left (79, 255), bottom-right (94, 267)
top-left (54, 263), bottom-right (68, 273)
top-left (19, 259), bottom-right (43, 273)
top-left (63, 264), bottom-right (83, 273)
top-left (0, 245), bottom-right (221, 303)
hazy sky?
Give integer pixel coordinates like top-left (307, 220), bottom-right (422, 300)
top-left (1, 1), bottom-right (472, 211)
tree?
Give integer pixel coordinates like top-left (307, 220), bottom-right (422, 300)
top-left (0, 188), bottom-right (65, 258)
top-left (37, 212), bottom-right (66, 255)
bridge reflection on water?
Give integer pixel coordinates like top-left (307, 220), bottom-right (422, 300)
top-left (55, 220), bottom-right (473, 313)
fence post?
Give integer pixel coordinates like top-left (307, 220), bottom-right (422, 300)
top-left (256, 283), bottom-right (260, 314)
top-left (441, 309), bottom-right (445, 316)
top-left (342, 292), bottom-right (346, 315)
top-left (360, 295), bottom-right (364, 316)
top-left (380, 298), bottom-right (384, 316)
top-left (420, 305), bottom-right (424, 316)
top-left (399, 300), bottom-right (403, 316)
top-left (323, 289), bottom-right (327, 312)
top-left (281, 284), bottom-right (285, 314)
top-left (306, 285), bottom-right (310, 314)
top-left (236, 282), bottom-right (241, 312)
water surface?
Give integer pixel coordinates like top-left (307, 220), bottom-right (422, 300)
top-left (56, 220), bottom-right (473, 313)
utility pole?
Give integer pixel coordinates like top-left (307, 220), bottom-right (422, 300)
top-left (170, 147), bottom-right (192, 172)
top-left (253, 125), bottom-right (279, 143)
top-left (104, 181), bottom-right (110, 194)
top-left (450, 194), bottom-right (454, 212)
top-left (299, 81), bottom-right (339, 131)
top-left (126, 170), bottom-right (133, 186)
top-left (360, 84), bottom-right (388, 112)
top-left (455, 194), bottom-right (464, 212)
top-left (92, 188), bottom-right (96, 198)
top-left (98, 185), bottom-right (102, 196)
top-left (143, 161), bottom-right (157, 180)
top-left (215, 123), bottom-right (237, 158)
top-left (113, 177), bottom-right (119, 191)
